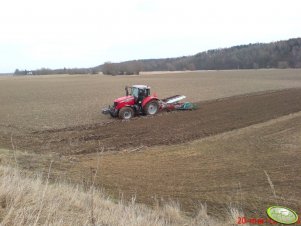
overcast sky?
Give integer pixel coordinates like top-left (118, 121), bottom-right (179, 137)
top-left (0, 0), bottom-right (300, 72)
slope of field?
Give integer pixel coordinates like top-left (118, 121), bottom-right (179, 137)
top-left (83, 111), bottom-right (300, 218)
top-left (2, 111), bottom-right (300, 220)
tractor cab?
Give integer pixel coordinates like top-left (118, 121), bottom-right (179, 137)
top-left (126, 85), bottom-right (150, 104)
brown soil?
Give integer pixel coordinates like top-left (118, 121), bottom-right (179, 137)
top-left (1, 88), bottom-right (301, 155)
top-left (1, 88), bottom-right (301, 219)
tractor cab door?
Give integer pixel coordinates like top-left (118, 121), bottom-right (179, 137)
top-left (137, 88), bottom-right (147, 105)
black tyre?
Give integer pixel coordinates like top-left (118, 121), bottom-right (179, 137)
top-left (118, 107), bottom-right (134, 120)
top-left (144, 100), bottom-right (159, 115)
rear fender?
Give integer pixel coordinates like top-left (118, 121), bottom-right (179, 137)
top-left (142, 96), bottom-right (159, 108)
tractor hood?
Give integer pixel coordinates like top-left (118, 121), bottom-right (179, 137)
top-left (114, 95), bottom-right (134, 103)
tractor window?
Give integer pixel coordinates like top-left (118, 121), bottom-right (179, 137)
top-left (130, 87), bottom-right (139, 98)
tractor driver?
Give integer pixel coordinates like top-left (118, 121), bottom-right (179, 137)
top-left (137, 88), bottom-right (146, 106)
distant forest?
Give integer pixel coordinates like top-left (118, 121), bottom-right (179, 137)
top-left (14, 38), bottom-right (301, 76)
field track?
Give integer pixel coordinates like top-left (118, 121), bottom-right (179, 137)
top-left (4, 87), bottom-right (301, 154)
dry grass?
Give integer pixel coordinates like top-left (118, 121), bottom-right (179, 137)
top-left (0, 69), bottom-right (301, 131)
top-left (0, 164), bottom-right (242, 226)
top-left (264, 170), bottom-right (277, 199)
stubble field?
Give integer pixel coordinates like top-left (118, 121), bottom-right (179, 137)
top-left (0, 69), bottom-right (301, 220)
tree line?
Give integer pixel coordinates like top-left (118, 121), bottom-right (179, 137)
top-left (14, 67), bottom-right (98, 76)
top-left (98, 38), bottom-right (301, 74)
top-left (14, 38), bottom-right (301, 76)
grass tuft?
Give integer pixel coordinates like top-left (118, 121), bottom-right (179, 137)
top-left (0, 164), bottom-right (245, 225)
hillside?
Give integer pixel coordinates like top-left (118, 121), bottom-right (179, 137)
top-left (98, 38), bottom-right (301, 75)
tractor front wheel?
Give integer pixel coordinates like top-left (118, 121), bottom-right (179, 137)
top-left (144, 100), bottom-right (159, 116)
top-left (118, 107), bottom-right (134, 120)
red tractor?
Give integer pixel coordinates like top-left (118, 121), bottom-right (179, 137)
top-left (102, 85), bottom-right (159, 119)
top-left (102, 85), bottom-right (194, 119)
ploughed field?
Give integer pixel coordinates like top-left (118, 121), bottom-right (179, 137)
top-left (1, 88), bottom-right (301, 155)
top-left (0, 69), bottom-right (301, 219)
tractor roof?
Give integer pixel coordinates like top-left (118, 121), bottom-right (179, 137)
top-left (131, 85), bottom-right (150, 89)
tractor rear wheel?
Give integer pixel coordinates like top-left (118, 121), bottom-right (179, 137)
top-left (118, 107), bottom-right (134, 120)
top-left (144, 100), bottom-right (159, 116)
